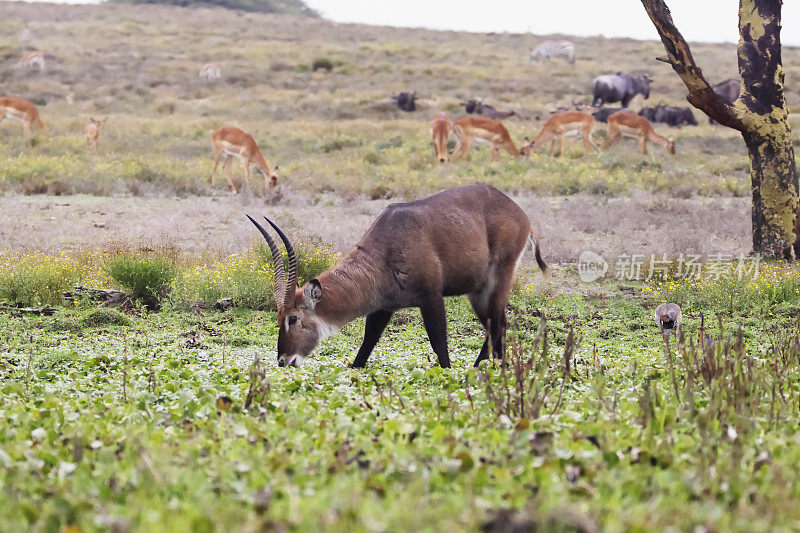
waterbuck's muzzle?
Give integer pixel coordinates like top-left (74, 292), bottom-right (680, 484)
top-left (277, 354), bottom-right (304, 368)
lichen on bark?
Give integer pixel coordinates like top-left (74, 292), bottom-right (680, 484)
top-left (642, 0), bottom-right (798, 259)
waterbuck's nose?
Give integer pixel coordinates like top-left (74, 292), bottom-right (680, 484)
top-left (439, 157), bottom-right (446, 163)
top-left (277, 356), bottom-right (287, 367)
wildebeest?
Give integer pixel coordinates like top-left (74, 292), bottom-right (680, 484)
top-left (462, 99), bottom-right (517, 120)
top-left (393, 91), bottom-right (416, 112)
top-left (710, 78), bottom-right (740, 124)
top-left (591, 107), bottom-right (629, 123)
top-left (713, 78), bottom-right (740, 103)
top-left (639, 105), bottom-right (698, 127)
top-left (592, 72), bottom-right (652, 108)
top-left (529, 40), bottom-right (575, 64)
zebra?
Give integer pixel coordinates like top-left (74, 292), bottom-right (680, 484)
top-left (529, 40), bottom-right (575, 65)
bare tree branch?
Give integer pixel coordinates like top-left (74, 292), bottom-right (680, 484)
top-left (641, 0), bottom-right (745, 130)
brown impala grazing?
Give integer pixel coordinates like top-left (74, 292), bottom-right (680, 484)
top-left (248, 184), bottom-right (548, 368)
top-left (451, 116), bottom-right (521, 161)
top-left (199, 62), bottom-right (221, 81)
top-left (211, 126), bottom-right (279, 195)
top-left (520, 111), bottom-right (598, 157)
top-left (430, 112), bottom-right (453, 163)
top-left (0, 97), bottom-right (44, 137)
top-left (18, 51), bottom-right (45, 71)
top-left (85, 117), bottom-right (108, 152)
top-left (601, 111), bottom-right (676, 155)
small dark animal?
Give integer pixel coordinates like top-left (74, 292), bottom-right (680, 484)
top-left (462, 99), bottom-right (516, 120)
top-left (639, 105), bottom-right (697, 127)
top-left (710, 78), bottom-right (740, 124)
top-left (654, 303), bottom-right (682, 338)
top-left (592, 72), bottom-right (652, 108)
top-left (393, 91), bottom-right (416, 112)
top-left (713, 78), bottom-right (740, 103)
top-left (591, 107), bottom-right (629, 123)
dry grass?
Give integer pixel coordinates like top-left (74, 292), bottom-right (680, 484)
top-left (0, 192), bottom-right (751, 264)
top-left (1, 2), bottom-right (796, 199)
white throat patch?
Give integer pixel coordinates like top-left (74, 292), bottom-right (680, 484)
top-left (314, 317), bottom-right (338, 341)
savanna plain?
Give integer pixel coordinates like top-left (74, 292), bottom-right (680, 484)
top-left (3, 2), bottom-right (800, 531)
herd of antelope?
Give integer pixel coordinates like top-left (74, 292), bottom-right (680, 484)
top-left (431, 107), bottom-right (675, 164)
top-left (4, 46), bottom-right (677, 197)
top-left (4, 53), bottom-right (279, 196)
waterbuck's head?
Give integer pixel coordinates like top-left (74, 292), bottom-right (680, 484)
top-left (247, 214), bottom-right (324, 367)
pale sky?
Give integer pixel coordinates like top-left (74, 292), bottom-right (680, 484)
top-left (15, 0), bottom-right (800, 47)
top-left (303, 0), bottom-right (800, 46)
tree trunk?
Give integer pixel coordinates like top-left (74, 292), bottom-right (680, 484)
top-left (744, 129), bottom-right (798, 256)
top-left (642, 0), bottom-right (798, 259)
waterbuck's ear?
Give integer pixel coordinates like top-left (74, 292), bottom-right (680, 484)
top-left (304, 279), bottom-right (322, 307)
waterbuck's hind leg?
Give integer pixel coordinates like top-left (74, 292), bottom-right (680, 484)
top-left (469, 293), bottom-right (491, 366)
top-left (350, 309), bottom-right (394, 368)
top-left (488, 260), bottom-right (516, 361)
top-left (420, 297), bottom-right (451, 368)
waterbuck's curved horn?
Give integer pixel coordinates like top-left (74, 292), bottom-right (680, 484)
top-left (262, 216), bottom-right (298, 306)
top-left (246, 214), bottom-right (286, 312)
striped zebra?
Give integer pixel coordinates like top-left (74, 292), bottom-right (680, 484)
top-left (529, 40), bottom-right (575, 64)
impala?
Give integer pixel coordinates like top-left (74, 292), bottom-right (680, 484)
top-left (0, 97), bottom-right (44, 137)
top-left (430, 112), bottom-right (453, 163)
top-left (18, 51), bottom-right (45, 71)
top-left (85, 117), bottom-right (108, 152)
top-left (520, 111), bottom-right (598, 157)
top-left (199, 62), bottom-right (221, 81)
top-left (601, 111), bottom-right (676, 155)
top-left (211, 126), bottom-right (279, 195)
top-left (451, 116), bottom-right (521, 161)
top-left (247, 184), bottom-right (548, 369)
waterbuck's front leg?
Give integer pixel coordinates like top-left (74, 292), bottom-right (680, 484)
top-left (350, 309), bottom-right (394, 368)
top-left (420, 296), bottom-right (451, 368)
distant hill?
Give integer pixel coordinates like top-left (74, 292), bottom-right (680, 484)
top-left (109, 0), bottom-right (318, 17)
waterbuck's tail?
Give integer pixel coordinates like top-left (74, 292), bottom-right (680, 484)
top-left (530, 225), bottom-right (548, 275)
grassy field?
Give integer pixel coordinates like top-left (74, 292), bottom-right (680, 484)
top-left (4, 1), bottom-right (800, 531)
top-left (3, 2), bottom-right (800, 199)
top-left (3, 254), bottom-right (800, 531)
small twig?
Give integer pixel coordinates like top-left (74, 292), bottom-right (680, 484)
top-left (25, 334), bottom-right (33, 395)
top-left (122, 332), bottom-right (129, 403)
top-left (140, 449), bottom-right (164, 486)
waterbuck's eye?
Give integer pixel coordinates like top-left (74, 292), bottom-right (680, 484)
top-left (288, 316), bottom-right (298, 325)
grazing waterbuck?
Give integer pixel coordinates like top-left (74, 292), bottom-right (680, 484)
top-left (248, 184), bottom-right (548, 368)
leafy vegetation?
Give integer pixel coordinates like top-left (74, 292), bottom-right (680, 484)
top-left (2, 262), bottom-right (800, 530)
top-left (103, 253), bottom-right (178, 305)
top-left (0, 245), bottom-right (339, 310)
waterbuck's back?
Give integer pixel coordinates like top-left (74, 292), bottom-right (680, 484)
top-left (359, 184), bottom-right (530, 300)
